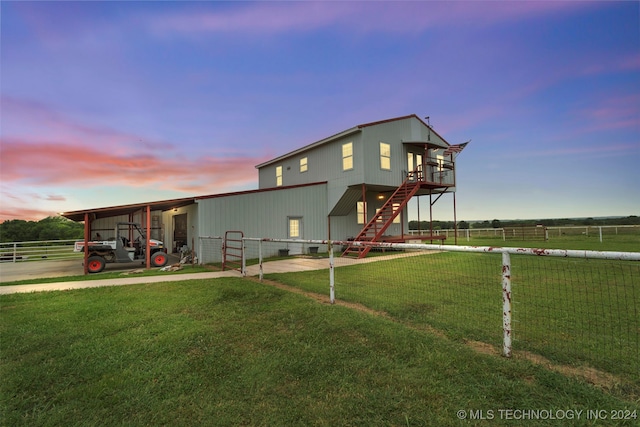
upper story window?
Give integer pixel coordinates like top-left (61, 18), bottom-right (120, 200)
top-left (380, 142), bottom-right (391, 170)
top-left (300, 157), bottom-right (308, 173)
top-left (342, 142), bottom-right (353, 171)
top-left (276, 165), bottom-right (283, 186)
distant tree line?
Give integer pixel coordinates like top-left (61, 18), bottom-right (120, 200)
top-left (410, 216), bottom-right (639, 231)
top-left (0, 216), bottom-right (84, 243)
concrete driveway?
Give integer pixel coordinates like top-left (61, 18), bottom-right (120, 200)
top-left (0, 259), bottom-right (85, 283)
top-left (0, 254), bottom-right (183, 283)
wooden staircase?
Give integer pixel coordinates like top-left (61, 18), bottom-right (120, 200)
top-left (342, 173), bottom-right (423, 258)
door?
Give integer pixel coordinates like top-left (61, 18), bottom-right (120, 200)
top-left (288, 217), bottom-right (303, 255)
top-left (173, 214), bottom-right (188, 253)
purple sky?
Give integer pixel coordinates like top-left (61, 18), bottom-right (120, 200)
top-left (1, 1), bottom-right (638, 223)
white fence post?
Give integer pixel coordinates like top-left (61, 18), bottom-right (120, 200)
top-left (329, 241), bottom-right (335, 304)
top-left (259, 239), bottom-right (263, 281)
top-left (502, 251), bottom-right (512, 358)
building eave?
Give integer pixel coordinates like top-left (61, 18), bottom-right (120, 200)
top-left (255, 114), bottom-right (454, 170)
top-left (255, 126), bottom-right (361, 169)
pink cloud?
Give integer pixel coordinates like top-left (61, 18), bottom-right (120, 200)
top-left (575, 93), bottom-right (640, 133)
top-left (0, 138), bottom-right (269, 194)
top-left (0, 206), bottom-right (60, 223)
top-left (148, 1), bottom-right (594, 36)
top-left (1, 96), bottom-right (174, 152)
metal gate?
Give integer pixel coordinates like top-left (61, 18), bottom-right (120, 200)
top-left (222, 231), bottom-right (243, 272)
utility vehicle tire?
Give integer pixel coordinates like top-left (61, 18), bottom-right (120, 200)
top-left (87, 256), bottom-right (106, 273)
top-left (151, 251), bottom-right (168, 268)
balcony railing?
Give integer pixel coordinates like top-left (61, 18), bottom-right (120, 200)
top-left (406, 159), bottom-right (455, 186)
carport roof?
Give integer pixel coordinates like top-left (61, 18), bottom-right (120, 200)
top-left (61, 196), bottom-right (197, 222)
top-left (61, 182), bottom-right (329, 222)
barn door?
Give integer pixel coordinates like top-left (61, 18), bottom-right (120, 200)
top-left (173, 214), bottom-right (188, 253)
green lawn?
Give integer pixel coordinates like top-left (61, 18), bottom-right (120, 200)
top-left (266, 251), bottom-right (640, 394)
top-left (1, 279), bottom-right (638, 426)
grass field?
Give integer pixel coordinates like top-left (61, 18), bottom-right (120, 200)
top-left (2, 279), bottom-right (639, 426)
top-left (265, 250), bottom-right (640, 395)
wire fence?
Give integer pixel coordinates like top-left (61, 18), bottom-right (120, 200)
top-left (199, 236), bottom-right (640, 385)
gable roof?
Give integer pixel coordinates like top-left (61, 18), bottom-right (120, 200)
top-left (255, 114), bottom-right (451, 169)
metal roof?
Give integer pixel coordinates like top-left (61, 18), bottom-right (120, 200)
top-left (61, 182), bottom-right (328, 222)
top-left (255, 114), bottom-right (452, 169)
top-left (61, 196), bottom-right (198, 222)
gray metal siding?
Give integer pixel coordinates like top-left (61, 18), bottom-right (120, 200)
top-left (360, 118), bottom-right (424, 187)
top-left (197, 184), bottom-right (328, 240)
top-left (258, 133), bottom-right (364, 193)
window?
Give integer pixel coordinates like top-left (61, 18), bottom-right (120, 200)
top-left (393, 203), bottom-right (401, 223)
top-left (342, 142), bottom-right (353, 171)
top-left (357, 201), bottom-right (367, 224)
top-left (380, 142), bottom-right (391, 170)
top-left (288, 218), bottom-right (301, 238)
top-left (375, 204), bottom-right (401, 224)
top-left (276, 165), bottom-right (283, 186)
top-left (300, 157), bottom-right (308, 173)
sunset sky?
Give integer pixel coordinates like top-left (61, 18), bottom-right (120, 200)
top-left (1, 1), bottom-right (638, 223)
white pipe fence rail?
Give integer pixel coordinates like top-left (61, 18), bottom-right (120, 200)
top-left (408, 224), bottom-right (640, 242)
top-left (199, 236), bottom-right (639, 381)
top-left (0, 239), bottom-right (81, 263)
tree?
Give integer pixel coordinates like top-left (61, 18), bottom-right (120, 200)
top-left (491, 219), bottom-right (502, 228)
top-left (0, 216), bottom-right (84, 243)
top-left (0, 220), bottom-right (32, 242)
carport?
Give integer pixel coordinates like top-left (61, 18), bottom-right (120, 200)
top-left (62, 197), bottom-right (196, 274)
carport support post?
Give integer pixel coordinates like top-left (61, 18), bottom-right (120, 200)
top-left (145, 205), bottom-right (151, 269)
top-left (83, 213), bottom-right (90, 275)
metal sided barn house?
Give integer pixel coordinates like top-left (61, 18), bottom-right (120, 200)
top-left (62, 114), bottom-right (468, 269)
